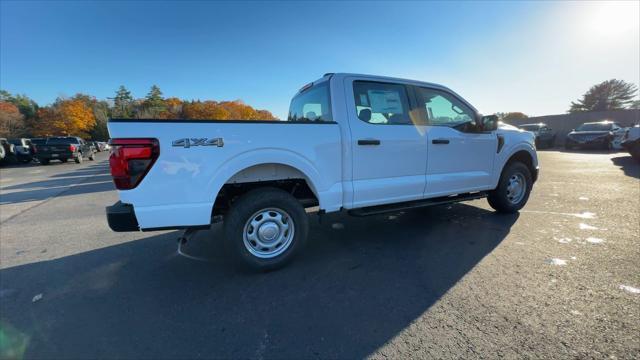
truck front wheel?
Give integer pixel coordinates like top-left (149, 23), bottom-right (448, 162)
top-left (487, 161), bottom-right (532, 213)
top-left (224, 188), bottom-right (309, 271)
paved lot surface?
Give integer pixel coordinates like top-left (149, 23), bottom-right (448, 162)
top-left (1, 151), bottom-right (639, 359)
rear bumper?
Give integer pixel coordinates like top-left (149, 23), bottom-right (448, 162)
top-left (565, 137), bottom-right (610, 148)
top-left (106, 201), bottom-right (139, 232)
top-left (37, 152), bottom-right (74, 160)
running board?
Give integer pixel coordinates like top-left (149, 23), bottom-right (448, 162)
top-left (348, 192), bottom-right (488, 217)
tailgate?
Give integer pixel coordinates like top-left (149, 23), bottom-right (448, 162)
top-left (37, 144), bottom-right (71, 155)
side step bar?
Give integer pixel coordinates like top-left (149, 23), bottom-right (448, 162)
top-left (348, 192), bottom-right (488, 217)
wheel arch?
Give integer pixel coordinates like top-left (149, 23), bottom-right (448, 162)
top-left (207, 149), bottom-right (326, 217)
top-left (502, 149), bottom-right (538, 183)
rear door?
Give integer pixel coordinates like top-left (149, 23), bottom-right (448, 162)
top-left (412, 86), bottom-right (497, 197)
top-left (345, 78), bottom-right (428, 208)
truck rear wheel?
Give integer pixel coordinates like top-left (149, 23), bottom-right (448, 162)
top-left (224, 187), bottom-right (309, 271)
top-left (487, 161), bottom-right (532, 213)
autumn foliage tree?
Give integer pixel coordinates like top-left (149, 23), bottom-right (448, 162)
top-left (0, 85), bottom-right (278, 139)
top-left (0, 101), bottom-right (25, 137)
top-left (35, 97), bottom-right (96, 137)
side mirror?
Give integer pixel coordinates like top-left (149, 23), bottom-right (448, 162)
top-left (480, 115), bottom-right (498, 131)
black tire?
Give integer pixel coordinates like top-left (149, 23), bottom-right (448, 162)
top-left (40, 159), bottom-right (50, 165)
top-left (60, 158), bottom-right (68, 163)
top-left (487, 161), bottom-right (533, 213)
top-left (75, 153), bottom-right (83, 164)
top-left (89, 152), bottom-right (95, 161)
top-left (224, 187), bottom-right (309, 271)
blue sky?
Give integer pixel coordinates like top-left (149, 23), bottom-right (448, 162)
top-left (1, 1), bottom-right (638, 119)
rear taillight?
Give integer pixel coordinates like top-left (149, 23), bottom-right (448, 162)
top-left (109, 138), bottom-right (159, 190)
top-left (69, 144), bottom-right (76, 152)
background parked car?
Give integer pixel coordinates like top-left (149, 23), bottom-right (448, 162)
top-left (36, 136), bottom-right (96, 165)
top-left (519, 123), bottom-right (556, 148)
top-left (91, 141), bottom-right (102, 152)
top-left (98, 141), bottom-right (109, 152)
top-left (8, 138), bottom-right (35, 163)
top-left (565, 121), bottom-right (623, 150)
top-left (621, 125), bottom-right (640, 161)
top-left (0, 138), bottom-right (18, 164)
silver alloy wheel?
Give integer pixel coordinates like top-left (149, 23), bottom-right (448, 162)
top-left (242, 207), bottom-right (295, 259)
top-left (506, 172), bottom-right (526, 204)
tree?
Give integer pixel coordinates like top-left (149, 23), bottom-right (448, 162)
top-left (497, 112), bottom-right (528, 122)
top-left (0, 90), bottom-right (11, 101)
top-left (0, 91), bottom-right (39, 134)
top-left (143, 85), bottom-right (165, 117)
top-left (183, 100), bottom-right (230, 119)
top-left (113, 85), bottom-right (133, 118)
top-left (0, 101), bottom-right (25, 137)
top-left (158, 97), bottom-right (183, 119)
top-left (630, 100), bottom-right (640, 110)
top-left (569, 79), bottom-right (638, 113)
top-left (35, 98), bottom-right (96, 137)
top-left (89, 100), bottom-right (110, 140)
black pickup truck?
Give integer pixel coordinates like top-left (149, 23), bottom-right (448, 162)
top-left (36, 136), bottom-right (96, 165)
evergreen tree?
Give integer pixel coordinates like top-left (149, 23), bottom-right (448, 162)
top-left (569, 79), bottom-right (638, 113)
top-left (113, 85), bottom-right (133, 118)
top-left (144, 85), bottom-right (165, 117)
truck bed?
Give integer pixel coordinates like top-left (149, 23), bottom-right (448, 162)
top-left (107, 119), bottom-right (344, 229)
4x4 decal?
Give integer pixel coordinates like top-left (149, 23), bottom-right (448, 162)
top-left (172, 138), bottom-right (224, 148)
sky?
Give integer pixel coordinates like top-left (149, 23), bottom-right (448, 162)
top-left (1, 1), bottom-right (639, 119)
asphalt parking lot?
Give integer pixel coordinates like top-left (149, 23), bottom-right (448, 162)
top-left (0, 150), bottom-right (639, 359)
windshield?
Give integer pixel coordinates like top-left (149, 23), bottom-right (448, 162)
top-left (520, 125), bottom-right (540, 131)
top-left (30, 138), bottom-right (47, 145)
top-left (287, 82), bottom-right (332, 122)
top-left (47, 137), bottom-right (79, 144)
top-left (8, 139), bottom-right (23, 145)
top-left (576, 123), bottom-right (611, 131)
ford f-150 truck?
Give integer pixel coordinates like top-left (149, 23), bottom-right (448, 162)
top-left (106, 73), bottom-right (538, 270)
top-left (36, 136), bottom-right (96, 164)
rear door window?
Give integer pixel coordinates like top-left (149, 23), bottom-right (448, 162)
top-left (352, 81), bottom-right (412, 125)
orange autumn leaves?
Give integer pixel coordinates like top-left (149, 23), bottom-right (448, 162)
top-left (0, 85), bottom-right (279, 139)
top-left (180, 100), bottom-right (277, 120)
top-left (35, 98), bottom-right (96, 137)
top-left (136, 99), bottom-right (278, 121)
top-left (0, 101), bottom-right (24, 137)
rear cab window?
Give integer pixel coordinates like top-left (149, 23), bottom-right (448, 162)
top-left (287, 82), bottom-right (333, 122)
top-left (47, 137), bottom-right (80, 144)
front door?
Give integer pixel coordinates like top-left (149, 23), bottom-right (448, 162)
top-left (413, 86), bottom-right (496, 197)
top-left (346, 79), bottom-right (428, 208)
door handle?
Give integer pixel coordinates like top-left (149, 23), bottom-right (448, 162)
top-left (358, 139), bottom-right (381, 146)
top-left (432, 139), bottom-right (450, 145)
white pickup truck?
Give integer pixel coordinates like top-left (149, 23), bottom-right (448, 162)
top-left (106, 73), bottom-right (538, 270)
